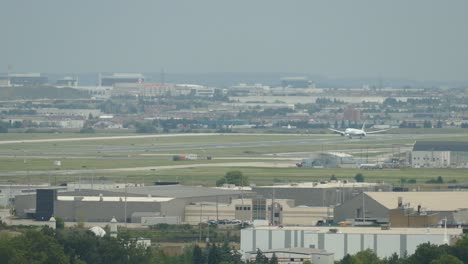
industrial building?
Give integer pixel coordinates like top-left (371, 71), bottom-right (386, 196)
top-left (14, 185), bottom-right (253, 223)
top-left (281, 77), bottom-right (310, 88)
top-left (252, 181), bottom-right (392, 207)
top-left (56, 76), bottom-right (78, 87)
top-left (4, 73), bottom-right (48, 86)
top-left (334, 192), bottom-right (468, 226)
top-left (0, 184), bottom-right (66, 207)
top-left (240, 226), bottom-right (463, 260)
top-left (297, 152), bottom-right (360, 168)
top-left (411, 141), bottom-right (468, 168)
top-left (185, 198), bottom-right (331, 226)
top-left (99, 73), bottom-right (144, 87)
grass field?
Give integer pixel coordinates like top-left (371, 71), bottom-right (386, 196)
top-left (0, 132), bottom-right (466, 187)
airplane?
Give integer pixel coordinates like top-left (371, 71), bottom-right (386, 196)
top-left (328, 122), bottom-right (391, 139)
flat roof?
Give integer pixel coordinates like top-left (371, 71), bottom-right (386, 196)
top-left (109, 185), bottom-right (248, 198)
top-left (245, 226), bottom-right (463, 235)
top-left (58, 196), bottom-right (174, 202)
top-left (255, 181), bottom-right (382, 189)
top-left (413, 141), bottom-right (468, 152)
top-left (365, 191), bottom-right (468, 211)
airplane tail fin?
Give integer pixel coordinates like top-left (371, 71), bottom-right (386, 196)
top-left (361, 121), bottom-right (366, 131)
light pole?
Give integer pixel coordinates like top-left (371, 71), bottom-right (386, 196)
top-left (443, 217), bottom-right (448, 244)
top-left (198, 203), bottom-right (203, 243)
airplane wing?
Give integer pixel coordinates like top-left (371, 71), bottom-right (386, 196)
top-left (328, 128), bottom-right (345, 134)
top-left (365, 128), bottom-right (392, 134)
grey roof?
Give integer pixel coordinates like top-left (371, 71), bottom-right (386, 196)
top-left (413, 141), bottom-right (468, 152)
top-left (49, 185), bottom-right (251, 199)
top-left (109, 185), bottom-right (250, 198)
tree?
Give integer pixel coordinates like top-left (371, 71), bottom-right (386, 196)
top-left (136, 123), bottom-right (157, 133)
top-left (436, 176), bottom-right (444, 184)
top-left (406, 243), bottom-right (448, 264)
top-left (192, 244), bottom-right (205, 264)
top-left (207, 243), bottom-right (221, 264)
top-left (255, 249), bottom-right (269, 264)
top-left (423, 120), bottom-right (432, 128)
top-left (5, 229), bottom-right (69, 264)
top-left (452, 234), bottom-right (468, 262)
top-left (216, 171), bottom-right (249, 187)
top-left (430, 254), bottom-right (463, 264)
top-left (384, 252), bottom-right (406, 264)
top-left (383, 97), bottom-right (398, 106)
top-left (55, 217), bottom-right (65, 229)
top-left (269, 253), bottom-right (278, 264)
top-left (352, 249), bottom-right (383, 264)
top-left (355, 173), bottom-right (365, 183)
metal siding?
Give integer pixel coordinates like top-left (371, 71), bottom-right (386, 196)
top-left (285, 230), bottom-right (291, 248)
top-left (252, 229), bottom-right (256, 251)
top-left (271, 230), bottom-right (286, 249)
top-left (347, 234), bottom-right (361, 256)
top-left (376, 234), bottom-right (401, 258)
top-left (294, 230), bottom-right (298, 247)
top-left (400, 235), bottom-right (407, 257)
top-left (304, 232), bottom-right (319, 249)
top-left (256, 230), bottom-right (270, 250)
top-left (406, 234), bottom-right (443, 255)
top-left (301, 230), bottom-right (305, 247)
top-left (344, 234), bottom-right (348, 255)
top-left (268, 230), bottom-right (272, 249)
top-left (363, 234), bottom-right (374, 251)
top-left (324, 234), bottom-right (345, 260)
top-left (240, 229), bottom-right (253, 252)
top-left (318, 233), bottom-right (325, 250)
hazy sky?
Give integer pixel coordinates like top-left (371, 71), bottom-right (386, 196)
top-left (2, 0), bottom-right (468, 81)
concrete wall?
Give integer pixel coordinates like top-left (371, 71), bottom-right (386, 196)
top-left (389, 209), bottom-right (439, 227)
top-left (13, 194), bottom-right (36, 218)
top-left (54, 200), bottom-right (164, 222)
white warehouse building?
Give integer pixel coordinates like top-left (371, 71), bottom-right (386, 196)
top-left (411, 141), bottom-right (468, 168)
top-left (240, 226), bottom-right (463, 260)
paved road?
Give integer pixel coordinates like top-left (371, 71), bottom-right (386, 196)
top-left (0, 161), bottom-right (297, 177)
top-left (0, 133), bottom-right (459, 156)
top-left (0, 133), bottom-right (325, 145)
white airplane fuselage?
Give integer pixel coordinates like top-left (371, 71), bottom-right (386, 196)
top-left (343, 128), bottom-right (366, 138)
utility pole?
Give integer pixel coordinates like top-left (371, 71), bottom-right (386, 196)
top-left (362, 193), bottom-right (366, 224)
top-left (124, 179), bottom-right (128, 228)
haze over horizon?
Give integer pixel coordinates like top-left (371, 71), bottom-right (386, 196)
top-left (1, 0), bottom-right (468, 82)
